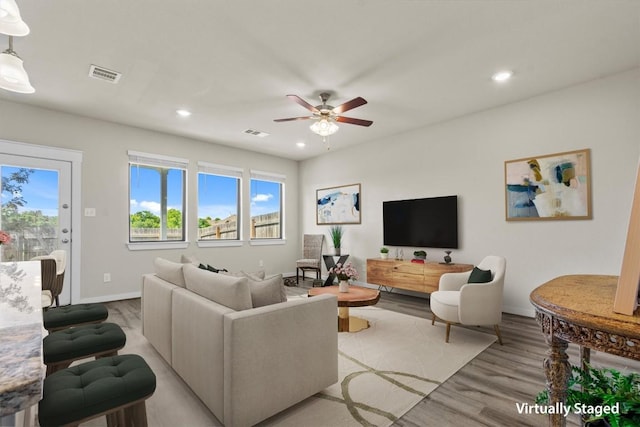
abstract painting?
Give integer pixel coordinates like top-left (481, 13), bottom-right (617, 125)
top-left (317, 183), bottom-right (361, 224)
top-left (505, 149), bottom-right (592, 221)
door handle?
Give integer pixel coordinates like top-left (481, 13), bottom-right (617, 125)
top-left (62, 228), bottom-right (69, 233)
top-left (61, 238), bottom-right (69, 243)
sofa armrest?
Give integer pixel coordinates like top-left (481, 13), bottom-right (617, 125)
top-left (141, 273), bottom-right (177, 364)
top-left (223, 294), bottom-right (338, 427)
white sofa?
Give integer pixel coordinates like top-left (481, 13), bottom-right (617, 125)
top-left (141, 258), bottom-right (338, 427)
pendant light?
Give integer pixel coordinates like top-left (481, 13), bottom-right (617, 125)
top-left (0, 0), bottom-right (30, 36)
top-left (0, 35), bottom-right (34, 93)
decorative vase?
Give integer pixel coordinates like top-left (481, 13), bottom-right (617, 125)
top-left (380, 252), bottom-right (388, 259)
top-left (335, 248), bottom-right (341, 256)
top-left (339, 279), bottom-right (349, 293)
top-left (444, 250), bottom-right (452, 264)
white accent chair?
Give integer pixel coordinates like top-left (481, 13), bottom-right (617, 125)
top-left (430, 255), bottom-right (506, 344)
top-left (296, 234), bottom-right (324, 284)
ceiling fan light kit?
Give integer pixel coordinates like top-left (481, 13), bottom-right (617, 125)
top-left (0, 0), bottom-right (29, 36)
top-left (0, 0), bottom-right (33, 94)
top-left (275, 91), bottom-right (372, 143)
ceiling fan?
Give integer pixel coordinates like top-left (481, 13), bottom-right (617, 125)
top-left (274, 92), bottom-right (373, 138)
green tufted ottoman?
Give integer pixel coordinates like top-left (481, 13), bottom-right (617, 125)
top-left (38, 354), bottom-right (156, 427)
top-left (43, 322), bottom-right (127, 376)
top-left (43, 303), bottom-right (109, 332)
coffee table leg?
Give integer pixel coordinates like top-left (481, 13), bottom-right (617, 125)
top-left (338, 307), bottom-right (349, 332)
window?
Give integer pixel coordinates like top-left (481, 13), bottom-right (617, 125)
top-left (128, 151), bottom-right (187, 244)
top-left (197, 162), bottom-right (242, 241)
top-left (250, 170), bottom-right (285, 240)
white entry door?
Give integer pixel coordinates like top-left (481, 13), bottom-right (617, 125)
top-left (0, 154), bottom-right (73, 305)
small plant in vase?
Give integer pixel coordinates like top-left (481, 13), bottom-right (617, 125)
top-left (380, 247), bottom-right (389, 259)
top-left (329, 225), bottom-right (344, 256)
top-left (329, 262), bottom-right (358, 293)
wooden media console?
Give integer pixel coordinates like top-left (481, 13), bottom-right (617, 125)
top-left (366, 258), bottom-right (473, 294)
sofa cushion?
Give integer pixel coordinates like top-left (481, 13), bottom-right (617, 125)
top-left (222, 270), bottom-right (265, 280)
top-left (246, 274), bottom-right (286, 308)
top-left (183, 264), bottom-right (252, 311)
top-left (154, 258), bottom-right (186, 288)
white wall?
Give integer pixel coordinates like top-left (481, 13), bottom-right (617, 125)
top-left (299, 69), bottom-right (640, 317)
top-left (0, 100), bottom-right (299, 301)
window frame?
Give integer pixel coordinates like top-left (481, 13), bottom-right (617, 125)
top-left (127, 150), bottom-right (188, 251)
top-left (197, 161), bottom-right (243, 248)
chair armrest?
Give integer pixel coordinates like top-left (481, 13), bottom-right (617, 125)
top-left (438, 270), bottom-right (472, 291)
top-left (459, 282), bottom-right (503, 325)
top-left (223, 294), bottom-right (338, 426)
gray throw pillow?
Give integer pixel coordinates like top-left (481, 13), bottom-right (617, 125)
top-left (246, 274), bottom-right (286, 308)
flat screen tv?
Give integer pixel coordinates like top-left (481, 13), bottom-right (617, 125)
top-left (383, 195), bottom-right (458, 249)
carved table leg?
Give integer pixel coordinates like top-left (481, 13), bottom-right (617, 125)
top-left (543, 334), bottom-right (571, 427)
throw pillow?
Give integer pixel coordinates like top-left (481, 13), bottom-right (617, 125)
top-left (468, 266), bottom-right (493, 284)
top-left (183, 264), bottom-right (252, 311)
top-left (154, 257), bottom-right (186, 287)
top-left (245, 274), bottom-right (286, 308)
top-left (180, 254), bottom-right (201, 266)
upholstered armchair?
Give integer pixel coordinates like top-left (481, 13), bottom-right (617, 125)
top-left (430, 255), bottom-right (506, 344)
top-left (32, 249), bottom-right (67, 307)
top-left (296, 234), bottom-right (324, 284)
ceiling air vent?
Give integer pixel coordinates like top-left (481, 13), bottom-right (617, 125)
top-left (88, 64), bottom-right (122, 84)
top-left (243, 129), bottom-right (269, 138)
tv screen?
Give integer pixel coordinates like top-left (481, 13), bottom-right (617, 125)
top-left (383, 195), bottom-right (458, 249)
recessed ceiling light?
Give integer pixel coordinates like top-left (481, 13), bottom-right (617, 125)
top-left (296, 142), bottom-right (305, 148)
top-left (176, 109), bottom-right (192, 117)
top-left (492, 70), bottom-right (513, 82)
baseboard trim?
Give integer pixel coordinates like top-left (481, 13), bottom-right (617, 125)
top-left (78, 291), bottom-right (142, 304)
top-left (503, 304), bottom-right (535, 318)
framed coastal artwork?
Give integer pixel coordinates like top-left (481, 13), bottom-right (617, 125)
top-left (504, 149), bottom-right (592, 221)
top-left (316, 183), bottom-right (361, 225)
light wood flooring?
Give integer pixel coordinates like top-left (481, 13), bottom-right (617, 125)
top-left (99, 280), bottom-right (640, 427)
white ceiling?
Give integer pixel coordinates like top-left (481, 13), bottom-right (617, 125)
top-left (1, 1), bottom-right (639, 160)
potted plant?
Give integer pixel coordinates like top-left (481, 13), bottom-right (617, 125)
top-left (413, 250), bottom-right (427, 260)
top-left (329, 225), bottom-right (344, 255)
top-left (380, 247), bottom-right (389, 259)
top-left (536, 363), bottom-right (640, 426)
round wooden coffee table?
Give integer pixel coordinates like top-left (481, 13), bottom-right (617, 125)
top-left (308, 285), bottom-right (380, 332)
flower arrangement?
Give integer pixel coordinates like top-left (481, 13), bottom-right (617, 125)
top-left (0, 230), bottom-right (11, 245)
top-left (329, 262), bottom-right (359, 281)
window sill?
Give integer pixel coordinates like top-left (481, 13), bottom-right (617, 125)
top-left (127, 241), bottom-right (189, 251)
top-left (197, 240), bottom-right (244, 248)
top-left (249, 239), bottom-right (287, 246)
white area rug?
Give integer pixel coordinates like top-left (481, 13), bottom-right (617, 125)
top-left (260, 306), bottom-right (496, 427)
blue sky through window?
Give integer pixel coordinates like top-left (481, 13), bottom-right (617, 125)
top-left (250, 179), bottom-right (281, 217)
top-left (129, 165), bottom-right (183, 215)
top-left (198, 173), bottom-right (238, 220)
top-left (1, 166), bottom-right (59, 217)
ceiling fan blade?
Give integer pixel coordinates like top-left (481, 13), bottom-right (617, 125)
top-left (332, 97), bottom-right (367, 114)
top-left (286, 95), bottom-right (320, 113)
top-left (273, 116), bottom-right (313, 122)
top-left (335, 116), bottom-right (373, 127)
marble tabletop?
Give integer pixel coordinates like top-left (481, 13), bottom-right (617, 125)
top-left (0, 261), bottom-right (44, 417)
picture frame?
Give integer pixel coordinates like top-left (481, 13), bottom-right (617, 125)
top-left (316, 183), bottom-right (361, 225)
top-left (504, 149), bottom-right (592, 221)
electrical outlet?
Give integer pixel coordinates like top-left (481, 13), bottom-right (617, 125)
top-left (84, 208), bottom-right (96, 217)
top-left (103, 273), bottom-right (111, 283)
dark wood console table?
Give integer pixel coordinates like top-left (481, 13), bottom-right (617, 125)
top-left (530, 275), bottom-right (640, 427)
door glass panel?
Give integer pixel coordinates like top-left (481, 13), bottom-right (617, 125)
top-left (1, 166), bottom-right (60, 260)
